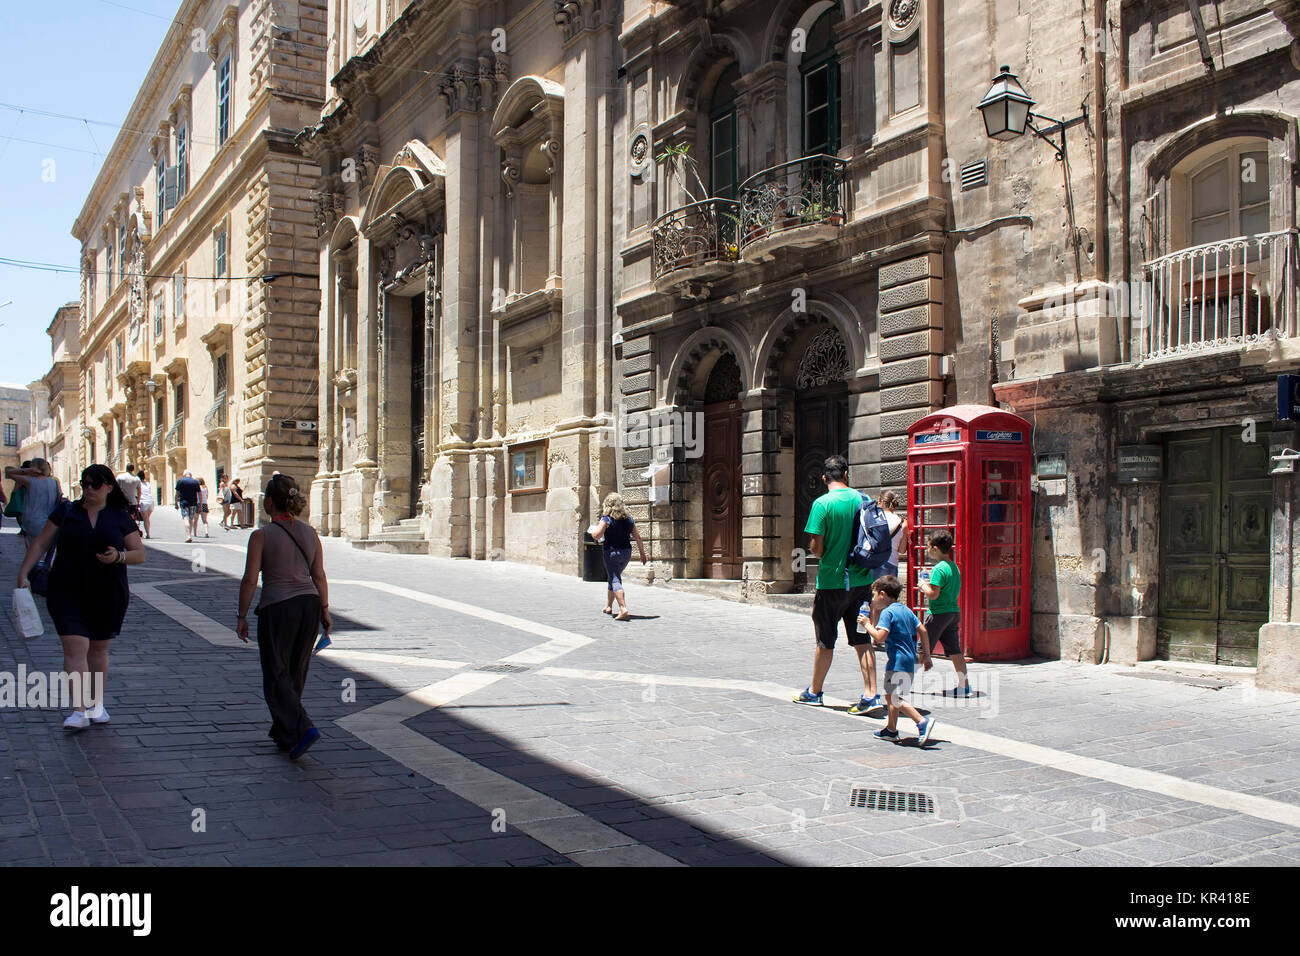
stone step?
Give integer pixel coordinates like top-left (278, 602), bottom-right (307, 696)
top-left (659, 578), bottom-right (746, 604)
top-left (351, 537), bottom-right (430, 555)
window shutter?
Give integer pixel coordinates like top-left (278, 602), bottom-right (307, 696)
top-left (164, 166), bottom-right (180, 209)
top-left (1140, 188), bottom-right (1165, 262)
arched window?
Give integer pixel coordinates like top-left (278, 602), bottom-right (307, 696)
top-left (801, 7), bottom-right (841, 157)
top-left (709, 63), bottom-right (740, 200)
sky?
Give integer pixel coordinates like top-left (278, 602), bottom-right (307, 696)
top-left (0, 0), bottom-right (176, 386)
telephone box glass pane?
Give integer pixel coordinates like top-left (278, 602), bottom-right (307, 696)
top-left (985, 609), bottom-right (1018, 631)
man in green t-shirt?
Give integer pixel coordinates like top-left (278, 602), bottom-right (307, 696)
top-left (791, 455), bottom-right (880, 713)
top-left (918, 531), bottom-right (970, 696)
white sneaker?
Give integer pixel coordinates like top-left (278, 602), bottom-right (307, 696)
top-left (63, 711), bottom-right (91, 732)
top-left (86, 702), bottom-right (110, 724)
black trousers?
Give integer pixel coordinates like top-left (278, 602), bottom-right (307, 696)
top-left (256, 594), bottom-right (320, 747)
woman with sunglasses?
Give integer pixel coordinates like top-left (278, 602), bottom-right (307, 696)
top-left (16, 464), bottom-right (146, 732)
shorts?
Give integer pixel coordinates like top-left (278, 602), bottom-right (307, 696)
top-left (181, 504), bottom-right (199, 520)
top-left (201, 504), bottom-right (210, 514)
top-left (924, 611), bottom-right (962, 657)
top-left (879, 562), bottom-right (898, 579)
top-left (604, 547), bottom-right (631, 592)
top-left (812, 585), bottom-right (874, 649)
top-left (883, 669), bottom-right (915, 698)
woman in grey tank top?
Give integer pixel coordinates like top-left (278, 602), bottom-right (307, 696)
top-left (6, 458), bottom-right (62, 560)
top-left (235, 474), bottom-right (332, 760)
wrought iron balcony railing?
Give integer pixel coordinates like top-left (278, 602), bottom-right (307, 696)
top-left (1139, 229), bottom-right (1297, 359)
top-left (146, 425), bottom-right (164, 457)
top-left (204, 391), bottom-right (228, 431)
top-left (738, 154), bottom-right (848, 246)
top-left (166, 420), bottom-right (184, 449)
top-left (651, 198), bottom-right (741, 283)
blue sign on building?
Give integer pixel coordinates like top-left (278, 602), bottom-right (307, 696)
top-left (914, 431), bottom-right (960, 445)
top-left (976, 429), bottom-right (1023, 442)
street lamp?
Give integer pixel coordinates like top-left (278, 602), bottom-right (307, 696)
top-left (977, 66), bottom-right (1035, 141)
top-left (978, 65), bottom-right (1089, 280)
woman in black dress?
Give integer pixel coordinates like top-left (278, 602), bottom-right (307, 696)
top-left (16, 464), bottom-right (146, 732)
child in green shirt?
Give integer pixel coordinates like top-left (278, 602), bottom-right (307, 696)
top-left (918, 531), bottom-right (971, 697)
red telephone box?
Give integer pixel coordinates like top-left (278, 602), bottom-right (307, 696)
top-left (905, 405), bottom-right (1032, 661)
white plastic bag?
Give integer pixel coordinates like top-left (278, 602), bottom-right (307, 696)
top-left (12, 588), bottom-right (43, 639)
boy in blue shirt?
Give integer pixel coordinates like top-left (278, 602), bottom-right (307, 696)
top-left (857, 575), bottom-right (936, 745)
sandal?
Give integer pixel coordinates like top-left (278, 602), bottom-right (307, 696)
top-left (615, 609), bottom-right (630, 621)
top-left (601, 607), bottom-right (613, 614)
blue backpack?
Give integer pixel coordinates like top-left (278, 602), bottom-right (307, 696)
top-left (846, 491), bottom-right (894, 572)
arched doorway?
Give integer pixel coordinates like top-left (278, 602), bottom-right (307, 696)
top-left (702, 352), bottom-right (743, 578)
top-left (793, 326), bottom-right (851, 586)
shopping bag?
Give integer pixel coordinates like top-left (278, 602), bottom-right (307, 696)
top-left (12, 588), bottom-right (43, 639)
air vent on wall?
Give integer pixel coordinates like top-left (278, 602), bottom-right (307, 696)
top-left (959, 159), bottom-right (988, 192)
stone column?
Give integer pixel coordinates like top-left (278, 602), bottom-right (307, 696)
top-left (1260, 423), bottom-right (1300, 692)
top-left (740, 388), bottom-right (787, 597)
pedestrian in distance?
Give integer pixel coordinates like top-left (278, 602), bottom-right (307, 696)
top-left (219, 474), bottom-right (233, 531)
top-left (236, 473), bottom-right (331, 760)
top-left (175, 469), bottom-right (201, 542)
top-left (229, 478), bottom-right (246, 528)
top-left (792, 455), bottom-right (880, 711)
top-left (4, 459), bottom-right (32, 543)
top-left (137, 469), bottom-right (155, 539)
top-left (918, 531), bottom-right (971, 696)
top-left (879, 490), bottom-right (908, 579)
top-left (858, 575), bottom-right (936, 744)
top-left (15, 464), bottom-right (146, 732)
top-left (115, 463), bottom-right (143, 523)
top-left (198, 477), bottom-right (211, 537)
top-left (7, 458), bottom-right (63, 568)
top-left (590, 492), bottom-right (647, 621)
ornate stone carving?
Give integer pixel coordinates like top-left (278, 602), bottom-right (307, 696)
top-left (795, 328), bottom-right (851, 390)
top-left (356, 144), bottom-right (380, 189)
top-left (890, 0), bottom-right (919, 30)
top-left (541, 138), bottom-right (561, 176)
top-left (439, 54), bottom-right (510, 115)
top-left (501, 158), bottom-right (521, 197)
top-left (553, 0), bottom-right (604, 43)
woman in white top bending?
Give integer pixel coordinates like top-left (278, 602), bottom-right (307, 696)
top-left (879, 490), bottom-right (909, 579)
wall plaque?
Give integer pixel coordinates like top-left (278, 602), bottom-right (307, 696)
top-left (1118, 444), bottom-right (1162, 483)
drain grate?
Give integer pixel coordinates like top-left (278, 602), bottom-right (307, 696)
top-left (474, 663), bottom-right (529, 674)
top-left (850, 788), bottom-right (935, 814)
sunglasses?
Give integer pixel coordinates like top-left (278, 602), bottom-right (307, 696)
top-left (80, 479), bottom-right (107, 490)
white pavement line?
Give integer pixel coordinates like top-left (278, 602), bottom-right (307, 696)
top-left (335, 580), bottom-right (681, 866)
top-left (334, 580), bottom-right (596, 648)
top-left (316, 649), bottom-right (468, 670)
top-left (132, 584), bottom-right (244, 648)
top-left (539, 666), bottom-right (1300, 831)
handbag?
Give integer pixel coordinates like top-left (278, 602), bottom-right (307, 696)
top-left (4, 486), bottom-right (23, 518)
top-left (29, 562), bottom-right (50, 597)
top-left (11, 587), bottom-right (43, 639)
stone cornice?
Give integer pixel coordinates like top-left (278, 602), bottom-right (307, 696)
top-left (72, 0), bottom-right (209, 240)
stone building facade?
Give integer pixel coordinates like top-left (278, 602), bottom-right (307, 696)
top-left (955, 0), bottom-right (1300, 691)
top-left (619, 0), bottom-right (959, 598)
top-left (17, 303), bottom-right (83, 492)
top-left (302, 0), bottom-right (618, 572)
top-left (0, 384), bottom-right (33, 477)
top-left (71, 0), bottom-right (326, 514)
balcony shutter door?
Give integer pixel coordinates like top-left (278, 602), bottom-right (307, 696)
top-left (1141, 188), bottom-right (1165, 262)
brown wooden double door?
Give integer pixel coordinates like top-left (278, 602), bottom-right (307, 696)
top-left (703, 400), bottom-right (742, 578)
top-left (1158, 425), bottom-right (1271, 665)
top-left (794, 386), bottom-right (850, 587)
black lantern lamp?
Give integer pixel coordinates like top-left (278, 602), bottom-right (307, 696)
top-left (977, 66), bottom-right (1035, 141)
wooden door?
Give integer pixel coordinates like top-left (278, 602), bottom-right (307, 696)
top-left (1158, 426), bottom-right (1271, 665)
top-left (409, 293), bottom-right (426, 518)
top-left (702, 400), bottom-right (741, 578)
top-left (794, 387), bottom-right (849, 586)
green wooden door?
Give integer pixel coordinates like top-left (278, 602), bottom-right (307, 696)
top-left (1158, 426), bottom-right (1271, 665)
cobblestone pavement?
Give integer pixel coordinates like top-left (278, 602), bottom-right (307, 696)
top-left (2, 509), bottom-right (1299, 867)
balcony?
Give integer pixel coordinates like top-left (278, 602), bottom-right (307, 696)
top-left (107, 450), bottom-right (122, 473)
top-left (146, 425), bottom-right (164, 459)
top-left (1140, 230), bottom-right (1297, 359)
top-left (651, 198), bottom-right (741, 293)
top-left (204, 391), bottom-right (230, 446)
top-left (165, 420), bottom-right (186, 465)
top-left (738, 154), bottom-right (848, 262)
